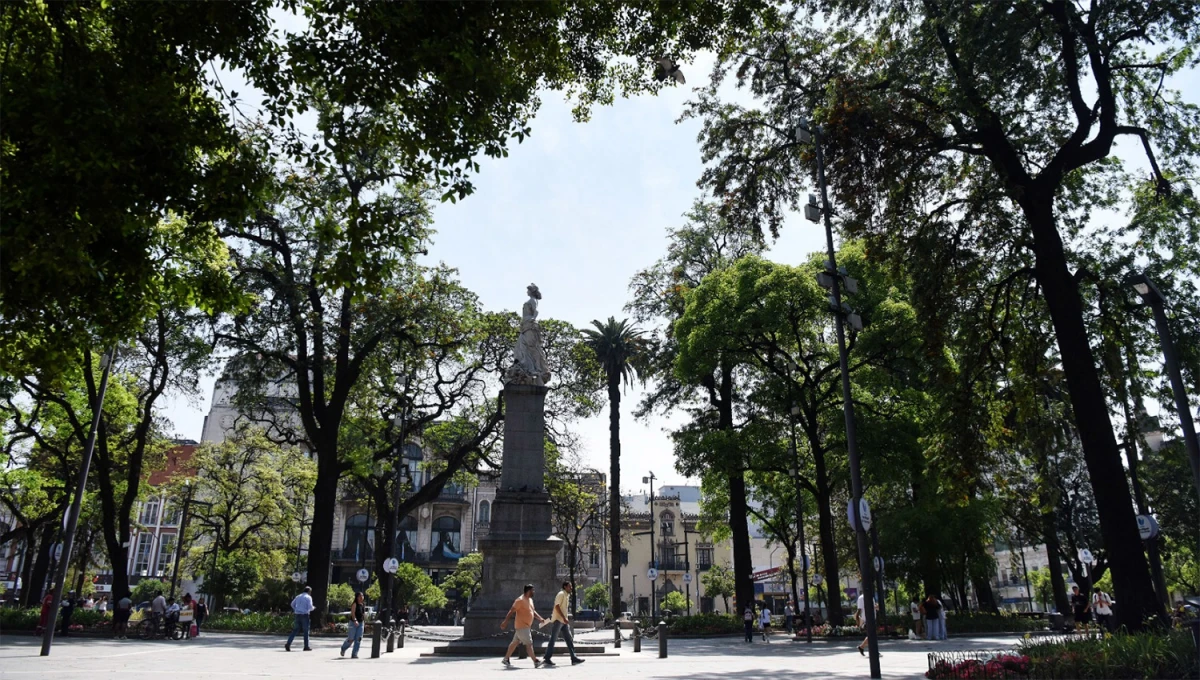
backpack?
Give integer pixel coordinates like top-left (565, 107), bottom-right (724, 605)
top-left (744, 609), bottom-right (753, 621)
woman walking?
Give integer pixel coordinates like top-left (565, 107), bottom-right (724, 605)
top-left (341, 591), bottom-right (367, 658)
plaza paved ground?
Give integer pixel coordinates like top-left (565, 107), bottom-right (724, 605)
top-left (0, 626), bottom-right (1026, 679)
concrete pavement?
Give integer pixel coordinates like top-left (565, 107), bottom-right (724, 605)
top-left (0, 627), bottom-right (1026, 679)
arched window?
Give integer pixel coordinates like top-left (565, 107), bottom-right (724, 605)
top-left (660, 510), bottom-right (675, 536)
top-left (477, 500), bottom-right (491, 523)
top-left (431, 516), bottom-right (462, 558)
top-left (343, 514), bottom-right (375, 560)
top-left (396, 515), bottom-right (418, 557)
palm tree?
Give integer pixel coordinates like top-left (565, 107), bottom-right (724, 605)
top-left (581, 317), bottom-right (647, 638)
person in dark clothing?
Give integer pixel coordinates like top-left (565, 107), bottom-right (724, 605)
top-left (194, 599), bottom-right (208, 633)
top-left (1071, 586), bottom-right (1090, 631)
top-left (743, 606), bottom-right (755, 643)
top-left (59, 596), bottom-right (77, 636)
top-left (341, 591), bottom-right (366, 658)
top-left (922, 594), bottom-right (943, 641)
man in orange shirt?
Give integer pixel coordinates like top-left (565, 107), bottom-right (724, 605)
top-left (500, 584), bottom-right (545, 668)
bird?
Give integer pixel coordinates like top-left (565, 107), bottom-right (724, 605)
top-left (654, 57), bottom-right (685, 85)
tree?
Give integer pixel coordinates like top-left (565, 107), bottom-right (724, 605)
top-left (0, 2), bottom-right (270, 372)
top-left (440, 552), bottom-right (483, 602)
top-left (547, 446), bottom-right (605, 613)
top-left (583, 582), bottom-right (610, 612)
top-left (200, 552), bottom-right (262, 610)
top-left (701, 564), bottom-right (736, 613)
top-left (391, 562), bottom-right (447, 615)
top-left (582, 317), bottom-right (650, 629)
top-left (627, 200), bottom-right (766, 622)
top-left (687, 2), bottom-right (1199, 628)
top-left (662, 590), bottom-right (691, 613)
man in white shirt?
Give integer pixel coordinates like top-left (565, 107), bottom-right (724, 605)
top-left (151, 591), bottom-right (167, 637)
top-left (759, 605), bottom-right (773, 642)
top-left (1092, 587), bottom-right (1113, 631)
top-left (541, 581), bottom-right (584, 666)
top-left (784, 603), bottom-right (794, 634)
top-left (910, 598), bottom-right (924, 638)
top-left (285, 586), bottom-right (316, 652)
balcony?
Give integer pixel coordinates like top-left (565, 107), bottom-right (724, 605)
top-left (651, 560), bottom-right (690, 572)
top-left (697, 562), bottom-right (713, 572)
top-left (434, 486), bottom-right (468, 503)
top-left (332, 547), bottom-right (375, 562)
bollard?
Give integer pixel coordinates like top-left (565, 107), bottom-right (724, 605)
top-left (398, 620), bottom-right (406, 649)
top-left (633, 623), bottom-right (641, 653)
top-left (386, 617), bottom-right (395, 653)
top-left (658, 621), bottom-right (667, 658)
top-left (371, 620), bottom-right (382, 658)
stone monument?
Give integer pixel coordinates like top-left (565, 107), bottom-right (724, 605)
top-left (436, 286), bottom-right (600, 655)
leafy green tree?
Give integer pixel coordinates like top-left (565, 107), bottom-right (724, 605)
top-left (328, 583), bottom-right (356, 613)
top-left (662, 590), bottom-right (691, 613)
top-left (583, 583), bottom-right (610, 612)
top-left (701, 564), bottom-right (736, 613)
top-left (440, 552), bottom-right (483, 601)
top-left (686, 1), bottom-right (1200, 628)
top-left (582, 317), bottom-right (649, 626)
top-left (201, 552), bottom-right (262, 610)
top-left (547, 446), bottom-right (605, 613)
top-left (390, 562), bottom-right (447, 615)
top-left (0, 2), bottom-right (270, 372)
top-left (627, 200), bottom-right (765, 622)
top-left (130, 579), bottom-right (168, 606)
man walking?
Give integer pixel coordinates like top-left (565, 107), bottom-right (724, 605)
top-left (784, 602), bottom-right (794, 635)
top-left (742, 605), bottom-right (755, 643)
top-left (542, 581), bottom-right (585, 666)
top-left (1092, 587), bottom-right (1113, 632)
top-left (500, 584), bottom-right (544, 668)
top-left (285, 586), bottom-right (315, 652)
top-left (151, 590), bottom-right (167, 637)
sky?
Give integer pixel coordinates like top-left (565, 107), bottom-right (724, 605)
top-left (161, 17), bottom-right (1200, 498)
top-left (162, 51), bottom-right (827, 495)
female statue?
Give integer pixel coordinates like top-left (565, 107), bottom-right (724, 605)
top-left (509, 284), bottom-right (551, 384)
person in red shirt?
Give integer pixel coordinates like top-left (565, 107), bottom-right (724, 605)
top-left (39, 593), bottom-right (54, 631)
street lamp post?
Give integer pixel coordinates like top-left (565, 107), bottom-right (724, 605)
top-left (643, 472), bottom-right (657, 620)
top-left (41, 347), bottom-right (116, 656)
top-left (385, 384), bottom-right (412, 628)
top-left (1127, 273), bottom-right (1200, 562)
top-left (787, 401), bottom-right (813, 643)
top-left (799, 118), bottom-right (880, 678)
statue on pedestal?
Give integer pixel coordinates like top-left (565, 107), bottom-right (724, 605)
top-left (506, 283), bottom-right (552, 385)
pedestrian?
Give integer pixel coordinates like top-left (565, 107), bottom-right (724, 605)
top-left (59, 595), bottom-right (77, 636)
top-left (937, 596), bottom-right (948, 640)
top-left (194, 598), bottom-right (208, 634)
top-left (500, 584), bottom-right (544, 668)
top-left (922, 593), bottom-right (943, 641)
top-left (84, 595), bottom-right (95, 610)
top-left (1070, 585), bottom-right (1090, 632)
top-left (542, 581), bottom-right (585, 666)
top-left (743, 605), bottom-right (755, 643)
top-left (759, 603), bottom-right (773, 642)
top-left (341, 591), bottom-right (366, 658)
top-left (910, 598), bottom-right (924, 638)
top-left (1091, 587), bottom-right (1113, 632)
top-left (285, 585), bottom-right (315, 652)
top-left (97, 595), bottom-right (108, 615)
top-left (114, 591), bottom-right (133, 639)
top-left (151, 590), bottom-right (167, 637)
top-left (38, 592), bottom-right (54, 633)
top-left (784, 602), bottom-right (794, 635)
top-left (855, 593), bottom-right (879, 655)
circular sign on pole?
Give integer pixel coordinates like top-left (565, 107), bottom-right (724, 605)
top-left (812, 574), bottom-right (823, 585)
top-left (53, 543), bottom-right (63, 561)
top-left (647, 568), bottom-right (659, 582)
top-left (1135, 514), bottom-right (1160, 540)
top-left (683, 573), bottom-right (692, 584)
top-left (356, 568), bottom-right (370, 583)
top-left (1078, 548), bottom-right (1094, 565)
top-left (383, 557), bottom-right (400, 574)
top-left (291, 571), bottom-right (302, 583)
top-left (846, 498), bottom-right (873, 531)
top-left (873, 556), bottom-right (884, 573)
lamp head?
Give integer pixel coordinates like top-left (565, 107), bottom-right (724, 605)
top-left (1125, 272), bottom-right (1163, 304)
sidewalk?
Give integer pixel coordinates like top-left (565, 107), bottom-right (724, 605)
top-left (0, 628), bottom-right (1026, 679)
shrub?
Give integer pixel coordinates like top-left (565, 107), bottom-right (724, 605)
top-left (203, 611), bottom-right (295, 633)
top-left (0, 608), bottom-right (40, 630)
top-left (1019, 630), bottom-right (1197, 679)
top-left (667, 613), bottom-right (744, 636)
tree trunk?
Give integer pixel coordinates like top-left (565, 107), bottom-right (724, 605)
top-left (18, 532), bottom-right (36, 606)
top-left (25, 523), bottom-right (56, 607)
top-left (727, 471), bottom-right (754, 613)
top-left (1024, 197), bottom-right (1163, 628)
top-left (306, 447), bottom-right (341, 627)
top-left (72, 528), bottom-right (94, 598)
top-left (607, 377), bottom-right (622, 625)
top-left (1041, 509), bottom-right (1070, 615)
top-left (812, 453), bottom-right (845, 625)
top-left (973, 577), bottom-right (1000, 614)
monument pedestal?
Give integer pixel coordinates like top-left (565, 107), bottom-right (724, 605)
top-left (435, 384), bottom-right (606, 655)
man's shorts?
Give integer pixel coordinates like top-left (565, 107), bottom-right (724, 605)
top-left (512, 627), bottom-right (532, 645)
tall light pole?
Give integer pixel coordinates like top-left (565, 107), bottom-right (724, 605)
top-left (788, 400), bottom-right (813, 643)
top-left (41, 347), bottom-right (116, 656)
top-left (799, 118), bottom-right (880, 677)
top-left (385, 380), bottom-right (412, 626)
top-left (638, 472), bottom-right (657, 620)
top-left (1126, 273), bottom-right (1200, 562)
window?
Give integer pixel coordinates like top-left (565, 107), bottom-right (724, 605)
top-left (162, 501), bottom-right (182, 527)
top-left (589, 547), bottom-right (599, 566)
top-left (397, 515), bottom-right (418, 557)
top-left (660, 511), bottom-right (675, 536)
top-left (342, 514), bottom-right (375, 560)
top-left (1000, 569), bottom-right (1008, 584)
top-left (132, 533), bottom-right (154, 575)
top-left (403, 444), bottom-right (424, 490)
top-left (432, 516), bottom-right (461, 557)
top-left (621, 549), bottom-right (629, 566)
top-left (477, 500), bottom-right (490, 523)
top-left (697, 546), bottom-right (714, 569)
top-left (155, 534), bottom-right (176, 576)
top-left (139, 497), bottom-right (160, 526)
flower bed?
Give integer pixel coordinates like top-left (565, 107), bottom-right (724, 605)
top-left (926, 651), bottom-right (1031, 679)
top-left (796, 623), bottom-right (906, 638)
top-left (926, 631), bottom-right (1199, 679)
